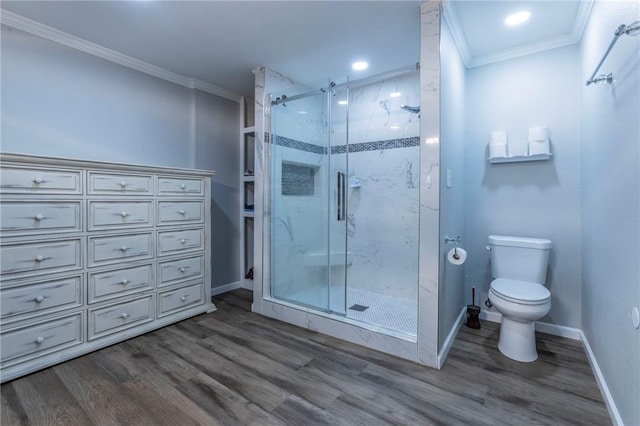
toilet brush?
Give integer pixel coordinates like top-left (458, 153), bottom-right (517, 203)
top-left (466, 286), bottom-right (481, 329)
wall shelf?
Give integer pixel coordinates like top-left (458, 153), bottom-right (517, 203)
top-left (488, 153), bottom-right (552, 164)
top-left (240, 97), bottom-right (255, 288)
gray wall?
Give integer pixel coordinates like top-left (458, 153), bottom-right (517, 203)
top-left (1, 25), bottom-right (193, 167)
top-left (463, 44), bottom-right (582, 329)
top-left (1, 24), bottom-right (241, 289)
top-left (194, 90), bottom-right (241, 288)
top-left (580, 1), bottom-right (640, 424)
top-left (439, 17), bottom-right (467, 349)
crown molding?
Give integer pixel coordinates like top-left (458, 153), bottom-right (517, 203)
top-left (0, 10), bottom-right (242, 103)
top-left (442, 2), bottom-right (472, 67)
top-left (468, 32), bottom-right (581, 68)
top-left (442, 0), bottom-right (594, 69)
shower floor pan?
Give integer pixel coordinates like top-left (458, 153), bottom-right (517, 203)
top-left (291, 286), bottom-right (417, 336)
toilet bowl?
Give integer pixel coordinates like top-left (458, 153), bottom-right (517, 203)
top-left (487, 235), bottom-right (552, 362)
top-left (489, 279), bottom-right (551, 362)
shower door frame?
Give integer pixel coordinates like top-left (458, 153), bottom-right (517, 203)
top-left (267, 84), bottom-right (349, 316)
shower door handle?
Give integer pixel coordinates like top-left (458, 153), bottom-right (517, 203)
top-left (337, 171), bottom-right (346, 221)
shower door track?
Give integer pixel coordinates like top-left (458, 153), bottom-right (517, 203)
top-left (271, 63), bottom-right (419, 106)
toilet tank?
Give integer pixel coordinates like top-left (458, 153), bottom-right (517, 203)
top-left (488, 235), bottom-right (552, 284)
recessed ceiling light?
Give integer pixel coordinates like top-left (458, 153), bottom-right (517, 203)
top-left (352, 61), bottom-right (368, 71)
top-left (298, 111), bottom-right (308, 114)
top-left (390, 125), bottom-right (400, 130)
top-left (505, 11), bottom-right (530, 26)
top-left (338, 100), bottom-right (348, 105)
top-left (390, 92), bottom-right (402, 98)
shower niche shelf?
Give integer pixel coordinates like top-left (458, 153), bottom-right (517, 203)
top-left (240, 97), bottom-right (255, 288)
top-left (488, 153), bottom-right (552, 164)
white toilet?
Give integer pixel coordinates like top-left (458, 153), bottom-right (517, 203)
top-left (487, 235), bottom-right (552, 362)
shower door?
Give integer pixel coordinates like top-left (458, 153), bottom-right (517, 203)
top-left (269, 84), bottom-right (348, 313)
top-left (269, 67), bottom-right (420, 336)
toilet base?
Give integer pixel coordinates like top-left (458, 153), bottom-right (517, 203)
top-left (497, 316), bottom-right (538, 362)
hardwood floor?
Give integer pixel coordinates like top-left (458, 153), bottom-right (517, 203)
top-left (1, 289), bottom-right (610, 425)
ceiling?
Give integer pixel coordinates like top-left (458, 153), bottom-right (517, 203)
top-left (0, 1), bottom-right (592, 98)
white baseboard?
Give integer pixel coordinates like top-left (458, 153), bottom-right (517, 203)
top-left (580, 331), bottom-right (623, 426)
top-left (211, 281), bottom-right (243, 296)
top-left (240, 279), bottom-right (254, 290)
top-left (479, 309), bottom-right (502, 324)
top-left (437, 306), bottom-right (467, 369)
top-left (480, 310), bottom-right (581, 340)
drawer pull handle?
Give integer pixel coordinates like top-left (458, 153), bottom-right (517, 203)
top-left (33, 177), bottom-right (43, 184)
top-left (180, 296), bottom-right (187, 302)
top-left (121, 279), bottom-right (129, 285)
top-left (119, 181), bottom-right (127, 187)
top-left (120, 313), bottom-right (129, 319)
top-left (120, 246), bottom-right (130, 252)
top-left (120, 212), bottom-right (129, 218)
top-left (34, 214), bottom-right (44, 221)
top-left (180, 239), bottom-right (186, 244)
top-left (178, 210), bottom-right (186, 215)
top-left (180, 184), bottom-right (186, 190)
top-left (35, 336), bottom-right (45, 344)
top-left (179, 267), bottom-right (187, 273)
top-left (35, 296), bottom-right (45, 303)
top-left (35, 255), bottom-right (45, 262)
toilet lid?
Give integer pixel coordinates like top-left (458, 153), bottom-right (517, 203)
top-left (490, 279), bottom-right (551, 304)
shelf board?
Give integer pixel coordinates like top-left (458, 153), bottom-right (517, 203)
top-left (488, 153), bottom-right (552, 164)
top-left (243, 126), bottom-right (255, 135)
top-left (243, 175), bottom-right (255, 182)
top-left (243, 211), bottom-right (255, 218)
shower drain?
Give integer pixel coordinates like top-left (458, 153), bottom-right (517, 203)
top-left (349, 304), bottom-right (369, 312)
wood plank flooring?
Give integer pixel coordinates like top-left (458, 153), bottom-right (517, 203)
top-left (1, 289), bottom-right (611, 425)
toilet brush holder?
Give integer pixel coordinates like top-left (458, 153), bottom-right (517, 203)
top-left (466, 305), bottom-right (481, 329)
top-left (466, 286), bottom-right (481, 329)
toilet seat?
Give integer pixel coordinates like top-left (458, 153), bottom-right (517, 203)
top-left (490, 279), bottom-right (550, 305)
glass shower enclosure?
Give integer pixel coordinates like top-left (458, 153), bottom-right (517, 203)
top-left (268, 67), bottom-right (420, 337)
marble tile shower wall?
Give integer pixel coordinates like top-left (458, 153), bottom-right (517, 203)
top-left (341, 73), bottom-right (419, 300)
top-left (270, 72), bottom-right (420, 301)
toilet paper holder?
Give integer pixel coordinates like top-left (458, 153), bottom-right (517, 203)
top-left (445, 235), bottom-right (462, 259)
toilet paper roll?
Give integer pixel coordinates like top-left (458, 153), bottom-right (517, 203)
top-left (528, 126), bottom-right (548, 141)
top-left (508, 142), bottom-right (528, 157)
top-left (529, 139), bottom-right (550, 155)
top-left (447, 247), bottom-right (467, 265)
top-left (489, 143), bottom-right (507, 158)
top-left (489, 132), bottom-right (507, 145)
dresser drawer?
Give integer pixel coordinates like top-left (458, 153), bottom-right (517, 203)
top-left (1, 276), bottom-right (83, 321)
top-left (157, 282), bottom-right (204, 318)
top-left (1, 201), bottom-right (82, 235)
top-left (0, 238), bottom-right (82, 278)
top-left (157, 201), bottom-right (204, 226)
top-left (157, 228), bottom-right (204, 256)
top-left (88, 172), bottom-right (153, 195)
top-left (88, 264), bottom-right (153, 304)
top-left (88, 295), bottom-right (153, 340)
top-left (88, 201), bottom-right (153, 230)
top-left (0, 166), bottom-right (81, 195)
top-left (88, 233), bottom-right (153, 266)
top-left (157, 177), bottom-right (204, 196)
top-left (157, 255), bottom-right (204, 288)
top-left (1, 313), bottom-right (83, 367)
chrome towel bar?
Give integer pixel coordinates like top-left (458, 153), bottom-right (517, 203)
top-left (586, 20), bottom-right (640, 86)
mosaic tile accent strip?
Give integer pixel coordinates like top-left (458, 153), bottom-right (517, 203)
top-left (281, 163), bottom-right (316, 196)
top-left (269, 133), bottom-right (419, 155)
top-left (269, 134), bottom-right (327, 155)
top-left (332, 137), bottom-right (420, 154)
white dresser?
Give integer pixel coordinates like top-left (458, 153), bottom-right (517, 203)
top-left (0, 153), bottom-right (216, 382)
